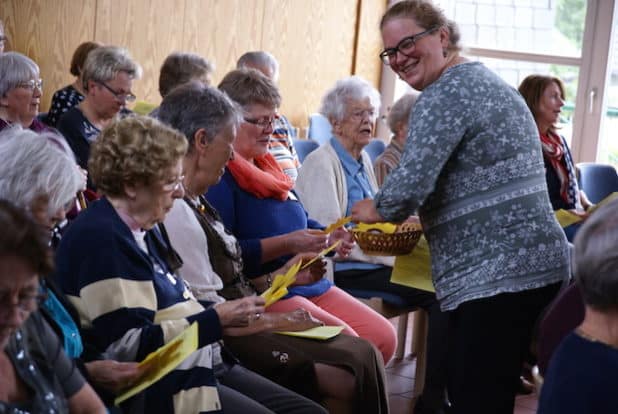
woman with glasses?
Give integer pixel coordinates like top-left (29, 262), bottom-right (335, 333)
top-left (57, 46), bottom-right (141, 181)
top-left (352, 1), bottom-right (570, 413)
top-left (295, 76), bottom-right (448, 414)
top-left (206, 68), bottom-right (398, 366)
top-left (0, 199), bottom-right (106, 413)
top-left (0, 52), bottom-right (51, 132)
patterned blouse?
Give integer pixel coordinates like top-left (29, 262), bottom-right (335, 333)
top-left (46, 84), bottom-right (84, 127)
top-left (375, 62), bottom-right (569, 311)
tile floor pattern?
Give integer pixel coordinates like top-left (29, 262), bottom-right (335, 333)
top-left (386, 316), bottom-right (539, 414)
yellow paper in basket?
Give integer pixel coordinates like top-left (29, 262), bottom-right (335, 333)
top-left (554, 209), bottom-right (582, 228)
top-left (356, 222), bottom-right (397, 234)
top-left (261, 261), bottom-right (302, 307)
top-left (391, 235), bottom-right (434, 292)
top-left (114, 322), bottom-right (199, 405)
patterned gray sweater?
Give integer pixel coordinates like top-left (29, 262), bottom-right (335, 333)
top-left (375, 62), bottom-right (569, 311)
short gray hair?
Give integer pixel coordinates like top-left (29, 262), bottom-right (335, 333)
top-left (0, 52), bottom-right (40, 97)
top-left (0, 126), bottom-right (82, 217)
top-left (387, 93), bottom-right (418, 133)
top-left (158, 81), bottom-right (241, 152)
top-left (82, 46), bottom-right (142, 91)
top-left (574, 197), bottom-right (618, 311)
top-left (158, 52), bottom-right (215, 97)
top-left (319, 76), bottom-right (381, 124)
top-left (237, 51), bottom-right (279, 82)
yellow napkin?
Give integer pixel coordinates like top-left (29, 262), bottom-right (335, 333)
top-left (115, 322), bottom-right (199, 405)
top-left (275, 325), bottom-right (344, 340)
top-left (301, 240), bottom-right (342, 269)
top-left (131, 100), bottom-right (158, 115)
top-left (261, 261), bottom-right (302, 307)
top-left (356, 222), bottom-right (397, 234)
top-left (554, 209), bottom-right (583, 228)
top-left (324, 216), bottom-right (352, 234)
top-left (390, 235), bottom-right (434, 292)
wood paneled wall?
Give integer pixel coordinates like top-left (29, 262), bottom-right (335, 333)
top-left (1, 0), bottom-right (386, 130)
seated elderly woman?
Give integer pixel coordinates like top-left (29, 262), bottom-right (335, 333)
top-left (0, 126), bottom-right (143, 404)
top-left (374, 92), bottom-right (418, 186)
top-left (519, 75), bottom-right (593, 241)
top-left (538, 197), bottom-right (618, 413)
top-left (158, 82), bottom-right (388, 413)
top-left (46, 41), bottom-right (102, 127)
top-left (53, 115), bottom-right (325, 414)
top-left (295, 76), bottom-right (448, 414)
top-left (206, 68), bottom-right (398, 364)
top-left (57, 46), bottom-right (141, 177)
top-left (0, 52), bottom-right (51, 132)
top-left (0, 200), bottom-right (106, 413)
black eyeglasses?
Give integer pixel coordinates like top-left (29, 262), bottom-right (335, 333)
top-left (379, 26), bottom-right (439, 65)
top-left (243, 115), bottom-right (278, 130)
top-left (97, 81), bottom-right (136, 103)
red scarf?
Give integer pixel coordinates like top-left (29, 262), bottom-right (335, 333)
top-left (227, 151), bottom-right (294, 201)
top-left (540, 130), bottom-right (572, 204)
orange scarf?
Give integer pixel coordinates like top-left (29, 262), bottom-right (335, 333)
top-left (227, 151), bottom-right (294, 201)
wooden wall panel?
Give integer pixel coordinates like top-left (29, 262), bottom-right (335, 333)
top-left (94, 0), bottom-right (186, 104)
top-left (354, 0), bottom-right (387, 89)
top-left (0, 0), bottom-right (97, 112)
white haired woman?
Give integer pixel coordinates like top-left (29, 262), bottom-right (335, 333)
top-left (295, 76), bottom-right (448, 413)
top-left (56, 45), bottom-right (141, 178)
top-left (0, 52), bottom-right (51, 132)
top-left (374, 93), bottom-right (418, 186)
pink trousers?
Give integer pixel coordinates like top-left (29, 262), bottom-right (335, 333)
top-left (266, 286), bottom-right (397, 363)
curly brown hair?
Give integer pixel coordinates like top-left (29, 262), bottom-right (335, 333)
top-left (89, 115), bottom-right (187, 197)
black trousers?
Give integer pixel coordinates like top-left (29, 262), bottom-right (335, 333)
top-left (446, 283), bottom-right (560, 414)
top-left (335, 266), bottom-right (449, 409)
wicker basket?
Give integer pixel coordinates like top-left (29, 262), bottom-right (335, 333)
top-left (352, 222), bottom-right (423, 256)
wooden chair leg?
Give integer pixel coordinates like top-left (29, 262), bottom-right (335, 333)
top-left (412, 310), bottom-right (428, 397)
top-left (394, 312), bottom-right (409, 359)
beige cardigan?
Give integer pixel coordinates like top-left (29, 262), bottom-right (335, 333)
top-left (295, 142), bottom-right (394, 266)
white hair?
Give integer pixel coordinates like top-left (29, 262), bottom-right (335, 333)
top-left (387, 93), bottom-right (419, 133)
top-left (319, 76), bottom-right (381, 123)
top-left (0, 126), bottom-right (82, 216)
top-left (82, 46), bottom-right (142, 91)
top-left (0, 52), bottom-right (40, 97)
top-left (237, 51), bottom-right (280, 83)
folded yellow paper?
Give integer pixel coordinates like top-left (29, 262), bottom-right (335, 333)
top-left (261, 261), bottom-right (302, 307)
top-left (275, 325), bottom-right (344, 340)
top-left (301, 240), bottom-right (342, 269)
top-left (324, 216), bottom-right (352, 234)
top-left (114, 322), bottom-right (199, 405)
top-left (554, 209), bottom-right (583, 228)
top-left (356, 222), bottom-right (397, 234)
top-left (390, 235), bottom-right (434, 292)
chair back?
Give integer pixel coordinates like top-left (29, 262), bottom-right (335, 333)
top-left (577, 163), bottom-right (618, 203)
top-left (292, 138), bottom-right (320, 163)
top-left (364, 139), bottom-right (386, 163)
top-left (537, 282), bottom-right (585, 375)
top-left (307, 113), bottom-right (332, 145)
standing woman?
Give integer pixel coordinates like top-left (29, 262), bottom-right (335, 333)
top-left (352, 1), bottom-right (570, 413)
top-left (518, 75), bottom-right (592, 241)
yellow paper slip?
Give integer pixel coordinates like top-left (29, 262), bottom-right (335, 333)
top-left (114, 322), bottom-right (199, 405)
top-left (261, 261), bottom-right (302, 307)
top-left (588, 192), bottom-right (618, 214)
top-left (324, 216), bottom-right (352, 234)
top-left (390, 235), bottom-right (434, 292)
top-left (554, 209), bottom-right (583, 228)
top-left (301, 240), bottom-right (342, 269)
top-left (275, 326), bottom-right (344, 340)
top-left (356, 222), bottom-right (397, 234)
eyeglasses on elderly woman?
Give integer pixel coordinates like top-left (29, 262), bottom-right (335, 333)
top-left (16, 78), bottom-right (43, 91)
top-left (379, 26), bottom-right (439, 65)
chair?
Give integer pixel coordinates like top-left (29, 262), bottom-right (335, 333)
top-left (292, 138), bottom-right (320, 163)
top-left (364, 139), bottom-right (386, 163)
top-left (307, 113), bottom-right (332, 145)
top-left (577, 163), bottom-right (618, 203)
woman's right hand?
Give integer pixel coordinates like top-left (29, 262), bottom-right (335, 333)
top-left (214, 296), bottom-right (265, 328)
top-left (285, 229), bottom-right (328, 254)
top-left (270, 309), bottom-right (324, 332)
top-left (84, 360), bottom-right (143, 393)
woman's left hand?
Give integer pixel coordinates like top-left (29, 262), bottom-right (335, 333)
top-left (351, 198), bottom-right (384, 223)
top-left (328, 227), bottom-right (355, 258)
top-left (84, 360), bottom-right (144, 393)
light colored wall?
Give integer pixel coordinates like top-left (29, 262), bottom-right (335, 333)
top-left (1, 0), bottom-right (386, 130)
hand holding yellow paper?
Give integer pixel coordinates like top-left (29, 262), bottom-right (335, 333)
top-left (587, 192), bottom-right (618, 214)
top-left (275, 325), bottom-right (344, 340)
top-left (554, 209), bottom-right (583, 228)
top-left (390, 235), bottom-right (434, 292)
top-left (261, 261), bottom-right (302, 307)
top-left (324, 216), bottom-right (352, 234)
top-left (114, 322), bottom-right (199, 405)
top-left (301, 240), bottom-right (342, 269)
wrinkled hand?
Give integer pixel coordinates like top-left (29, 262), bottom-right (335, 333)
top-left (328, 227), bottom-right (355, 258)
top-left (214, 296), bottom-right (265, 328)
top-left (84, 359), bottom-right (143, 393)
top-left (285, 229), bottom-right (328, 254)
top-left (275, 253), bottom-right (326, 287)
top-left (351, 199), bottom-right (384, 224)
top-left (77, 166), bottom-right (88, 191)
top-left (404, 215), bottom-right (421, 225)
top-left (568, 208), bottom-right (590, 220)
top-left (271, 309), bottom-right (324, 332)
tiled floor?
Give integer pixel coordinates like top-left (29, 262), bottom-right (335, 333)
top-left (386, 316), bottom-right (539, 414)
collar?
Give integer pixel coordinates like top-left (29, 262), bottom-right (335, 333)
top-left (330, 136), bottom-right (365, 176)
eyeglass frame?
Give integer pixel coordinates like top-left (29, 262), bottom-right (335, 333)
top-left (96, 81), bottom-right (137, 103)
top-left (243, 114), bottom-right (279, 130)
top-left (0, 286), bottom-right (48, 315)
top-left (161, 175), bottom-right (185, 192)
top-left (379, 26), bottom-right (439, 65)
top-left (16, 78), bottom-right (43, 91)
